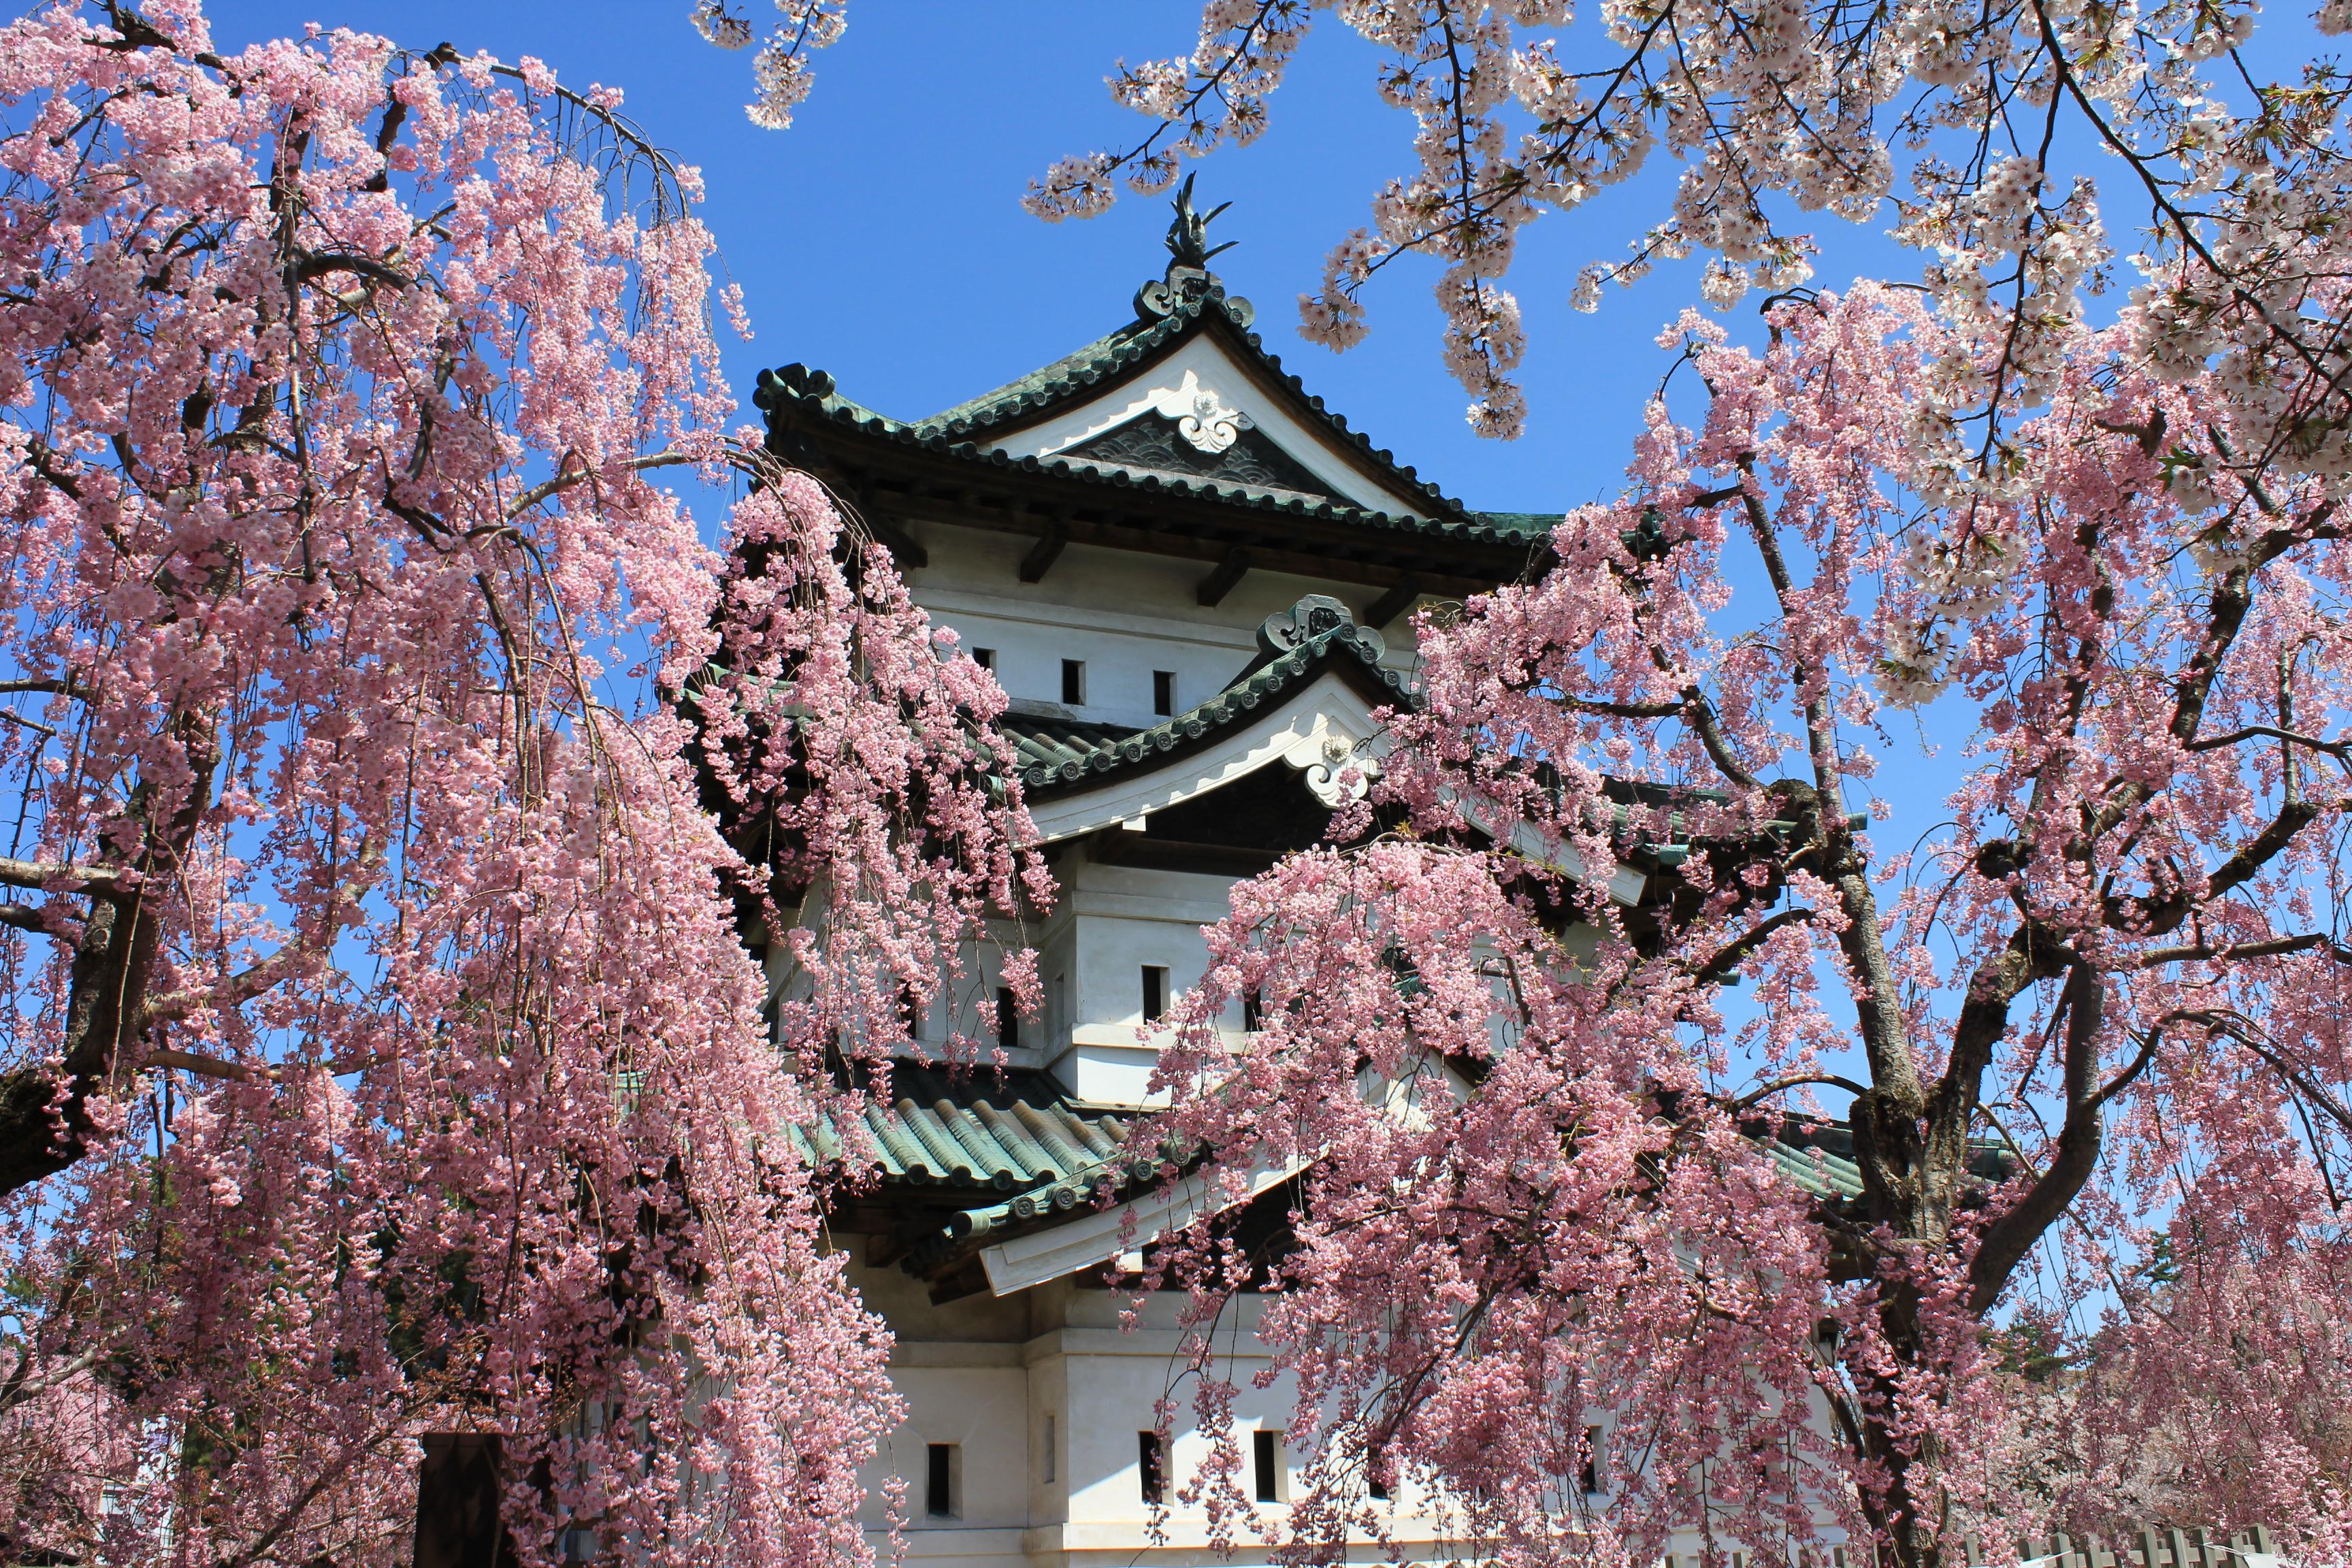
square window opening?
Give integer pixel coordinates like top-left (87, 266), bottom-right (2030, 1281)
top-left (1252, 1429), bottom-right (1282, 1503)
top-left (1153, 670), bottom-right (1177, 716)
top-left (1062, 659), bottom-right (1085, 706)
top-left (995, 987), bottom-right (1019, 1051)
top-left (1142, 966), bottom-right (1169, 1024)
top-left (926, 1442), bottom-right (959, 1519)
top-left (972, 647), bottom-right (995, 672)
top-left (1138, 1431), bottom-right (1167, 1505)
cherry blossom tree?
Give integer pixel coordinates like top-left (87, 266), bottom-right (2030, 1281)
top-left (1113, 287), bottom-right (2352, 1568)
top-left (706, 0), bottom-right (2352, 467)
top-left (0, 3), bottom-right (1037, 1562)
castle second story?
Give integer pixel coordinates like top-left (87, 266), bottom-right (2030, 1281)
top-left (755, 187), bottom-right (1592, 1117)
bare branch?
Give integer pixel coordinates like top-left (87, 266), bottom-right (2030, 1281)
top-left (0, 857), bottom-right (139, 900)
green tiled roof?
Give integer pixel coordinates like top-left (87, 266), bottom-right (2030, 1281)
top-left (1470, 510), bottom-right (1563, 541)
top-left (797, 1064), bottom-right (1140, 1195)
top-left (915, 318), bottom-right (1168, 436)
top-left (1002, 619), bottom-right (1405, 798)
top-left (1761, 1136), bottom-right (1865, 1199)
top-left (753, 280), bottom-right (1558, 557)
top-left (862, 1077), bottom-right (1882, 1281)
top-left (900, 280), bottom-right (1471, 521)
top-left (757, 383), bottom-right (1548, 551)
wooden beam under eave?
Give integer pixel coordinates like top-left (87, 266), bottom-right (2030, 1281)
top-left (1196, 547), bottom-right (1252, 606)
top-left (840, 472), bottom-right (930, 568)
top-left (865, 517), bottom-right (928, 570)
top-left (1363, 576), bottom-right (1422, 630)
top-left (1019, 522), bottom-right (1066, 584)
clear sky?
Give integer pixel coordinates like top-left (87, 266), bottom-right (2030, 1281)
top-left (218, 0), bottom-right (1927, 517)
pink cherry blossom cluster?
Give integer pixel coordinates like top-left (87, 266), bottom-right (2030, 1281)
top-left (970, 0), bottom-right (2349, 457)
top-left (691, 1), bottom-right (847, 129)
top-left (0, 5), bottom-right (1036, 1563)
top-left (1129, 287), bottom-right (2352, 1565)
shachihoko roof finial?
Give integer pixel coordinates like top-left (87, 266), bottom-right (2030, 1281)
top-left (1165, 172), bottom-right (1236, 271)
top-left (1137, 173), bottom-right (1251, 323)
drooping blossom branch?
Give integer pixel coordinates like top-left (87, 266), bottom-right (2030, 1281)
top-left (1124, 289), bottom-right (2352, 1568)
top-left (0, 5), bottom-right (1038, 1563)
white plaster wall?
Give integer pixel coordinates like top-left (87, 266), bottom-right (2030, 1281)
top-left (898, 525), bottom-right (1424, 735)
top-left (1049, 859), bottom-right (1239, 1106)
top-left (842, 1263), bottom-right (1850, 1568)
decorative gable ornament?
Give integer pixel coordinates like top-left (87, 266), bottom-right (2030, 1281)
top-left (1259, 595), bottom-right (1388, 807)
top-left (1150, 370), bottom-right (1252, 455)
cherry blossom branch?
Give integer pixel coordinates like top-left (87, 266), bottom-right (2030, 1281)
top-left (1688, 905), bottom-right (1816, 987)
top-left (0, 857), bottom-right (140, 900)
top-left (1732, 1072), bottom-right (1872, 1111)
top-left (0, 1348), bottom-right (101, 1424)
top-left (2136, 931), bottom-right (2352, 967)
top-left (502, 449), bottom-right (698, 522)
top-left (2183, 723), bottom-right (2352, 756)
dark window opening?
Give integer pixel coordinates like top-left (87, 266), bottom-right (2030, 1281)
top-left (897, 983), bottom-right (920, 1035)
top-left (971, 647), bottom-right (995, 672)
top-left (995, 987), bottom-right (1019, 1051)
top-left (926, 1442), bottom-right (957, 1518)
top-left (1580, 1425), bottom-right (1603, 1494)
top-left (1153, 670), bottom-right (1177, 716)
top-left (1138, 1431), bottom-right (1166, 1505)
top-left (1062, 659), bottom-right (1085, 705)
top-left (1143, 966), bottom-right (1169, 1023)
top-left (1367, 1457), bottom-right (1390, 1501)
top-left (1252, 1429), bottom-right (1281, 1503)
top-left (1241, 990), bottom-right (1263, 1032)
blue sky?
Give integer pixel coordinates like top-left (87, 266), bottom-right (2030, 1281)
top-left (219, 0), bottom-right (1925, 516)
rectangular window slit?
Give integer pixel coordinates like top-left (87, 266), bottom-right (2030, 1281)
top-left (972, 647), bottom-right (995, 672)
top-left (1580, 1424), bottom-right (1603, 1494)
top-left (1241, 989), bottom-right (1263, 1032)
top-left (1253, 1429), bottom-right (1281, 1503)
top-left (926, 1442), bottom-right (958, 1518)
top-left (1142, 966), bottom-right (1169, 1023)
top-left (1062, 659), bottom-right (1085, 705)
top-left (1138, 1431), bottom-right (1166, 1505)
top-left (995, 987), bottom-right (1019, 1051)
top-left (1154, 670), bottom-right (1177, 716)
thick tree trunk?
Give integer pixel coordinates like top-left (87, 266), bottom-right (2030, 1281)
top-left (0, 716), bottom-right (216, 1198)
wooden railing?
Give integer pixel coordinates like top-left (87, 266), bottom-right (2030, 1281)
top-left (1962, 1528), bottom-right (2282, 1568)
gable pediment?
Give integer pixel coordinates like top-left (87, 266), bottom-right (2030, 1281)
top-left (1056, 404), bottom-right (1338, 502)
top-left (982, 334), bottom-right (1435, 519)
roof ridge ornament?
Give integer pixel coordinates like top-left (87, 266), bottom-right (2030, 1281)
top-left (1136, 173), bottom-right (1254, 326)
top-left (1258, 593), bottom-right (1385, 664)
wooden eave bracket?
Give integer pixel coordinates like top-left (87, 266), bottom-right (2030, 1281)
top-left (1363, 576), bottom-right (1422, 630)
top-left (1196, 546), bottom-right (1252, 606)
top-left (1019, 517), bottom-right (1067, 584)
